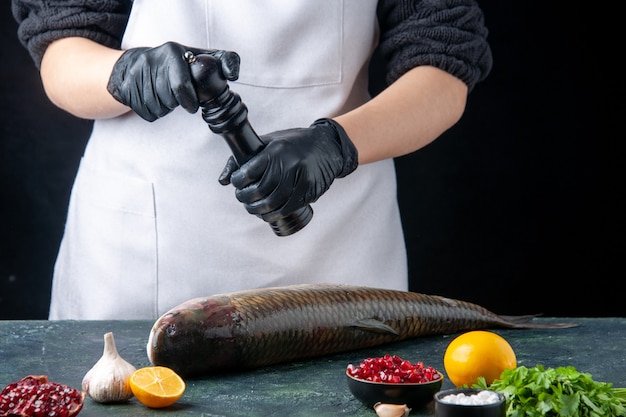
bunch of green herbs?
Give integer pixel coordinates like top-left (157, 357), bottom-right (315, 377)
top-left (472, 364), bottom-right (626, 417)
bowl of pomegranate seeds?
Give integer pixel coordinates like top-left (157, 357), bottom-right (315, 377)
top-left (346, 354), bottom-right (444, 409)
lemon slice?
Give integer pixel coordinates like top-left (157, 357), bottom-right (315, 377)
top-left (129, 366), bottom-right (185, 408)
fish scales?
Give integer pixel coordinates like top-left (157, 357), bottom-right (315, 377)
top-left (147, 284), bottom-right (576, 377)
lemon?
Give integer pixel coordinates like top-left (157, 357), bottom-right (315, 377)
top-left (443, 330), bottom-right (516, 387)
top-left (129, 366), bottom-right (185, 408)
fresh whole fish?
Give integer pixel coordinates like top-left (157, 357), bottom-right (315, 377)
top-left (147, 284), bottom-right (577, 377)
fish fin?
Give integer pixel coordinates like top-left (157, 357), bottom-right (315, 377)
top-left (500, 314), bottom-right (579, 329)
top-left (351, 318), bottom-right (400, 336)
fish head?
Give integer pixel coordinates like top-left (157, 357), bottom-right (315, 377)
top-left (147, 296), bottom-right (241, 377)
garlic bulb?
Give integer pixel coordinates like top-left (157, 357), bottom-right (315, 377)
top-left (82, 332), bottom-right (137, 403)
top-left (373, 402), bottom-right (411, 417)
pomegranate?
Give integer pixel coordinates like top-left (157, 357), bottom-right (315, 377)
top-left (347, 354), bottom-right (442, 384)
top-left (0, 375), bottom-right (85, 417)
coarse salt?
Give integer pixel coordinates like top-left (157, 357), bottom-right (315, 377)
top-left (439, 390), bottom-right (501, 405)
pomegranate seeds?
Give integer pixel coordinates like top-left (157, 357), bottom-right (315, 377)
top-left (347, 354), bottom-right (442, 384)
top-left (0, 375), bottom-right (85, 417)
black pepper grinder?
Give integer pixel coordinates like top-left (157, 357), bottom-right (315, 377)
top-left (186, 51), bottom-right (313, 236)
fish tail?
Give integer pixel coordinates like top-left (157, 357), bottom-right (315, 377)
top-left (499, 314), bottom-right (578, 329)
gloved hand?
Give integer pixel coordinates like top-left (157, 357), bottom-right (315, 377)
top-left (219, 118), bottom-right (358, 223)
top-left (107, 41), bottom-right (240, 122)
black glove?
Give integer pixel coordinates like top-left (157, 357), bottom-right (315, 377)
top-left (107, 42), bottom-right (240, 122)
top-left (219, 118), bottom-right (358, 223)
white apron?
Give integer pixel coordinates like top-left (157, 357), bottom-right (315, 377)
top-left (49, 0), bottom-right (408, 320)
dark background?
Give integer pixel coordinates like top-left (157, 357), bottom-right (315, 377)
top-left (1, 2), bottom-right (623, 320)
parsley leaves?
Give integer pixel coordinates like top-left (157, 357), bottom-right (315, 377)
top-left (472, 365), bottom-right (626, 416)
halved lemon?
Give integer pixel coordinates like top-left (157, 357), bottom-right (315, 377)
top-left (129, 366), bottom-right (185, 408)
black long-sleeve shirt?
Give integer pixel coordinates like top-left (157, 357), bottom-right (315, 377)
top-left (11, 0), bottom-right (492, 91)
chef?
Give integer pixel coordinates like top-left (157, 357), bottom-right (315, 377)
top-left (11, 0), bottom-right (492, 320)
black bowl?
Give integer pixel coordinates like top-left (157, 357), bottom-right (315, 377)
top-left (346, 370), bottom-right (444, 410)
top-left (434, 388), bottom-right (506, 417)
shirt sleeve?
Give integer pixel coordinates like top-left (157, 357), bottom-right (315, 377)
top-left (376, 0), bottom-right (493, 91)
top-left (11, 0), bottom-right (133, 69)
